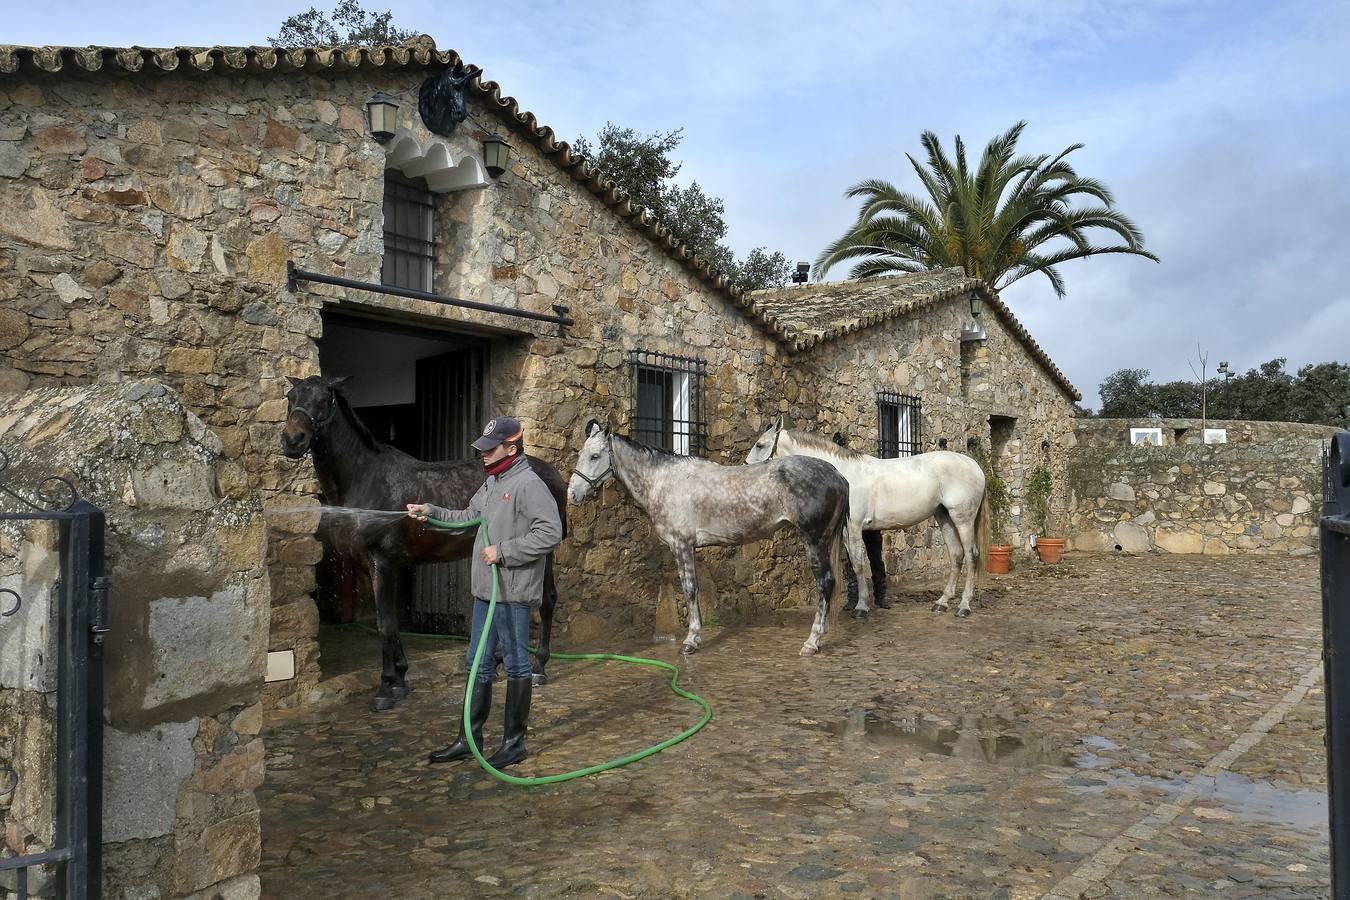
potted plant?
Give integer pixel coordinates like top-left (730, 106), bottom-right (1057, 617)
top-left (985, 471), bottom-right (1014, 573)
top-left (1025, 464), bottom-right (1065, 564)
top-left (971, 441), bottom-right (1013, 573)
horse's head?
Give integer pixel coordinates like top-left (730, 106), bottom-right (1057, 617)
top-left (745, 415), bottom-right (786, 464)
top-left (568, 419), bottom-right (612, 504)
top-left (281, 375), bottom-right (348, 458)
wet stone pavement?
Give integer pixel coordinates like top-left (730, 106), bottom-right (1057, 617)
top-left (259, 554), bottom-right (1329, 898)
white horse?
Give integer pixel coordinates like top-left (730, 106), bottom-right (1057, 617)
top-left (569, 421), bottom-right (850, 656)
top-left (747, 417), bottom-right (989, 617)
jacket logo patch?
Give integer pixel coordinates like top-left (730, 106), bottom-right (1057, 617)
top-left (502, 493), bottom-right (511, 500)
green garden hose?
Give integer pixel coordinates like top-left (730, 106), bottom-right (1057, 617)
top-left (424, 515), bottom-right (713, 785)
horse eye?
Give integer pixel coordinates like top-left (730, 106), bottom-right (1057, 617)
top-left (756, 441), bottom-right (765, 448)
top-left (590, 453), bottom-right (600, 460)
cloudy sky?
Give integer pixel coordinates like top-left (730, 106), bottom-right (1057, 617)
top-left (8, 1), bottom-right (1348, 405)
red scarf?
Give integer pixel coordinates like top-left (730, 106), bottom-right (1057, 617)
top-left (483, 453), bottom-right (520, 478)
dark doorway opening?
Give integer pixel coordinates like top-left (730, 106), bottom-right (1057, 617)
top-left (317, 313), bottom-right (490, 636)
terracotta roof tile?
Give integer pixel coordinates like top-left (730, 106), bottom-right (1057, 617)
top-left (749, 268), bottom-right (1081, 400)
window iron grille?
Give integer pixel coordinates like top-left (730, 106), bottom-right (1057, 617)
top-left (877, 389), bottom-right (923, 458)
top-left (382, 171), bottom-right (436, 293)
top-left (627, 350), bottom-right (708, 456)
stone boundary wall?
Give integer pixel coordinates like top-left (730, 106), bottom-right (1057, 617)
top-left (1068, 418), bottom-right (1339, 556)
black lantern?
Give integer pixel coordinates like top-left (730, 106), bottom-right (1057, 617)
top-left (366, 92), bottom-right (400, 143)
top-left (791, 262), bottom-right (810, 284)
top-left (969, 292), bottom-right (982, 317)
top-left (483, 134), bottom-right (512, 178)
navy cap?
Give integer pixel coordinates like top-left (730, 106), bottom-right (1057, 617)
top-left (471, 415), bottom-right (524, 451)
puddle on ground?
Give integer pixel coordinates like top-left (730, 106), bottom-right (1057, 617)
top-left (1205, 772), bottom-right (1326, 835)
top-left (1069, 765), bottom-right (1326, 836)
top-left (808, 709), bottom-right (1074, 768)
top-left (804, 709), bottom-right (1329, 835)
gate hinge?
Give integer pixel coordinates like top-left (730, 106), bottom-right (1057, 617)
top-left (90, 576), bottom-right (110, 642)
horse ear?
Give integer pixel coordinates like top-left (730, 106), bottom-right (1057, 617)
top-left (584, 418), bottom-right (601, 437)
top-left (775, 414), bottom-right (785, 431)
top-left (286, 376), bottom-right (304, 388)
top-left (326, 375), bottom-right (351, 390)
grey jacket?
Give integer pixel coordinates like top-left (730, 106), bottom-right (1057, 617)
top-left (425, 458), bottom-right (563, 607)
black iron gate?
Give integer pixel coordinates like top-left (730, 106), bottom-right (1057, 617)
top-left (0, 453), bottom-right (107, 900)
top-left (1324, 432), bottom-right (1350, 899)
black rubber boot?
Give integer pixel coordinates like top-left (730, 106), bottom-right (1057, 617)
top-left (429, 679), bottom-right (492, 764)
top-left (485, 677), bottom-right (532, 768)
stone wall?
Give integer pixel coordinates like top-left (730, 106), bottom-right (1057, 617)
top-left (1067, 418), bottom-right (1338, 556)
top-left (0, 383), bottom-right (265, 899)
top-left (794, 302), bottom-right (1078, 569)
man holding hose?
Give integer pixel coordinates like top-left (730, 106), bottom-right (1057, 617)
top-left (407, 415), bottom-right (563, 769)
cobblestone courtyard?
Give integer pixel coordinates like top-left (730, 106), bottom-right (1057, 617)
top-left (259, 554), bottom-right (1329, 898)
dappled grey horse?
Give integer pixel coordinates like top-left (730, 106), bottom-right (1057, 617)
top-left (748, 417), bottom-right (989, 617)
top-left (568, 421), bottom-right (851, 656)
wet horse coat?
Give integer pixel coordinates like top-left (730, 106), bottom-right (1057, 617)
top-left (568, 422), bottom-right (850, 656)
top-left (281, 376), bottom-right (568, 710)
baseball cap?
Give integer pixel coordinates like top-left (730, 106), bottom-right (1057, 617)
top-left (471, 415), bottom-right (524, 451)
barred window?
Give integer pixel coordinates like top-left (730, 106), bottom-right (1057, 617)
top-left (877, 389), bottom-right (922, 458)
top-left (382, 170), bottom-right (436, 292)
top-left (627, 350), bottom-right (708, 456)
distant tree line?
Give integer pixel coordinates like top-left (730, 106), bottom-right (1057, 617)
top-left (1083, 359), bottom-right (1350, 428)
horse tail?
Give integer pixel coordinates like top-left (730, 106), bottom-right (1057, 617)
top-left (975, 484), bottom-right (991, 581)
top-left (827, 488), bottom-right (849, 627)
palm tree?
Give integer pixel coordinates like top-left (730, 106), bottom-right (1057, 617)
top-left (815, 122), bottom-right (1158, 295)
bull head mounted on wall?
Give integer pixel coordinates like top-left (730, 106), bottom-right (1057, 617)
top-left (418, 60), bottom-right (481, 138)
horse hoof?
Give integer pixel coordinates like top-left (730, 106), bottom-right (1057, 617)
top-left (681, 643), bottom-right (699, 655)
top-left (851, 608), bottom-right (869, 621)
top-left (390, 685), bottom-right (410, 700)
top-left (931, 603), bottom-right (947, 613)
top-left (874, 599), bottom-right (892, 610)
top-left (531, 672), bottom-right (549, 687)
top-left (372, 695), bottom-right (396, 712)
top-left (956, 608), bottom-right (972, 618)
top-left (799, 644), bottom-right (819, 657)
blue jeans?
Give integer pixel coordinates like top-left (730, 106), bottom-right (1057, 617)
top-left (467, 598), bottom-right (532, 683)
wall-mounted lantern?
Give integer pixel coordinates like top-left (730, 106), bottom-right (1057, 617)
top-left (366, 92), bottom-right (400, 143)
top-left (482, 134), bottom-right (512, 178)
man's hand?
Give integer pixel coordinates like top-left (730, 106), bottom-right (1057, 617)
top-left (406, 503), bottom-right (430, 521)
top-left (481, 545), bottom-right (500, 566)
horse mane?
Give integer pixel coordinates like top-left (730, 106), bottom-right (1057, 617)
top-left (332, 389), bottom-right (387, 452)
top-left (611, 432), bottom-right (689, 465)
top-left (786, 429), bottom-right (870, 461)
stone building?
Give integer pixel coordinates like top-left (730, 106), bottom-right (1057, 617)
top-left (0, 38), bottom-right (1078, 897)
top-left (750, 272), bottom-right (1082, 569)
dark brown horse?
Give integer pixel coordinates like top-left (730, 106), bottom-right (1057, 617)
top-left (280, 376), bottom-right (568, 711)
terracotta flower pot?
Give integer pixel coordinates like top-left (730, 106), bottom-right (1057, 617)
top-left (988, 544), bottom-right (1013, 574)
top-left (1035, 537), bottom-right (1066, 564)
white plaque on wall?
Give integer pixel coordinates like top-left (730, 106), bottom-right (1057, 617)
top-left (1129, 427), bottom-right (1163, 446)
top-left (265, 649), bottom-right (296, 683)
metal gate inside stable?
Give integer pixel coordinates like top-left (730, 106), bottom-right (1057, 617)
top-left (0, 456), bottom-right (107, 899)
top-left (407, 347), bottom-right (486, 635)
